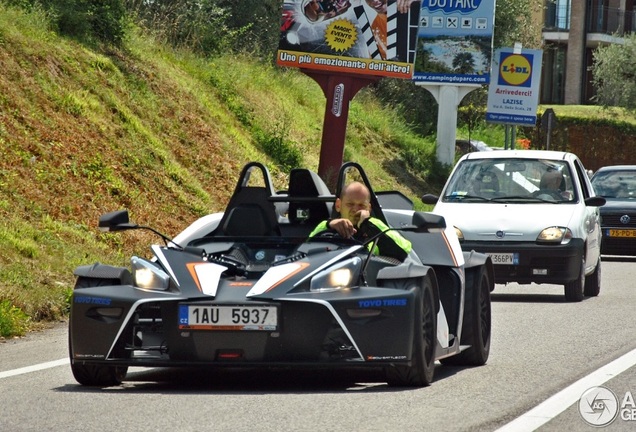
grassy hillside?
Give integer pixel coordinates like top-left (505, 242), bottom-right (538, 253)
top-left (0, 5), bottom-right (442, 336)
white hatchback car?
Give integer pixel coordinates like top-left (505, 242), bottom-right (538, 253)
top-left (423, 150), bottom-right (605, 302)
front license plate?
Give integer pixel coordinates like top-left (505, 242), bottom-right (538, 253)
top-left (178, 304), bottom-right (278, 331)
top-left (487, 252), bottom-right (519, 265)
top-left (607, 229), bottom-right (636, 238)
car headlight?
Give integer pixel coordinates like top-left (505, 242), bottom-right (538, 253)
top-left (310, 257), bottom-right (362, 293)
top-left (132, 256), bottom-right (170, 290)
top-left (536, 227), bottom-right (572, 244)
top-left (454, 226), bottom-right (464, 241)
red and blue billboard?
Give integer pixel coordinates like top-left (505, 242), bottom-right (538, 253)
top-left (277, 0), bottom-right (422, 79)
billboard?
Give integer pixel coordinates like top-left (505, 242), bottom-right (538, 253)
top-left (277, 0), bottom-right (422, 79)
top-left (486, 48), bottom-right (543, 126)
top-left (413, 0), bottom-right (495, 84)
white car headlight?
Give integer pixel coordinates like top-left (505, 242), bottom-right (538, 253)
top-left (537, 227), bottom-right (572, 244)
top-left (310, 257), bottom-right (362, 293)
top-left (132, 256), bottom-right (170, 290)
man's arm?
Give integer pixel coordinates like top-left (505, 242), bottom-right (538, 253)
top-left (358, 218), bottom-right (412, 261)
top-left (308, 220), bottom-right (331, 237)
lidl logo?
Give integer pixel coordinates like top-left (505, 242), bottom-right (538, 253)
top-left (498, 53), bottom-right (533, 87)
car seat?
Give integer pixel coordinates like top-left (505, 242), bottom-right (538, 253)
top-left (473, 172), bottom-right (500, 196)
top-left (283, 168), bottom-right (333, 237)
top-left (217, 162), bottom-right (281, 237)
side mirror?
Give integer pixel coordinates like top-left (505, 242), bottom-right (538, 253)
top-left (421, 194), bottom-right (439, 205)
top-left (98, 210), bottom-right (137, 232)
top-left (401, 211), bottom-right (446, 233)
top-left (585, 196), bottom-right (606, 207)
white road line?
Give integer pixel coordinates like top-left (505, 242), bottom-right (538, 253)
top-left (495, 347), bottom-right (636, 431)
top-left (0, 359), bottom-right (68, 379)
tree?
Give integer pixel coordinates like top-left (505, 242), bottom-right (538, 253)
top-left (7, 0), bottom-right (128, 45)
top-left (124, 0), bottom-right (236, 54)
top-left (493, 0), bottom-right (542, 49)
top-left (452, 52), bottom-right (476, 74)
top-left (591, 33), bottom-right (636, 111)
top-left (217, 0), bottom-right (281, 55)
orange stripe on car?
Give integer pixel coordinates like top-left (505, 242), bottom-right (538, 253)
top-left (186, 262), bottom-right (203, 292)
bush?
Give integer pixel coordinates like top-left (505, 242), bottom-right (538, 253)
top-left (0, 300), bottom-right (30, 338)
top-left (6, 0), bottom-right (127, 45)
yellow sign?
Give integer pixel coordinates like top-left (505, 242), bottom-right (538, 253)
top-left (499, 54), bottom-right (532, 86)
top-left (325, 19), bottom-right (358, 53)
top-left (277, 50), bottom-right (413, 79)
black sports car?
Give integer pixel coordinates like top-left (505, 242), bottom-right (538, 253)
top-left (69, 162), bottom-right (494, 387)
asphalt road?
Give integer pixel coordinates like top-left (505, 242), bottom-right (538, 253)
top-left (2, 258), bottom-right (636, 432)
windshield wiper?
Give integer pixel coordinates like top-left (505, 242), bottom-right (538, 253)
top-left (491, 195), bottom-right (546, 202)
top-left (443, 194), bottom-right (491, 202)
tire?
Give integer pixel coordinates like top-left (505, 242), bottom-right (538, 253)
top-left (564, 256), bottom-right (585, 302)
top-left (584, 257), bottom-right (601, 297)
top-left (69, 357), bottom-right (128, 387)
top-left (440, 266), bottom-right (491, 366)
top-left (385, 276), bottom-right (437, 387)
top-left (69, 276), bottom-right (128, 386)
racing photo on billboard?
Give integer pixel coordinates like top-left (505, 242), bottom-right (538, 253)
top-left (277, 0), bottom-right (422, 79)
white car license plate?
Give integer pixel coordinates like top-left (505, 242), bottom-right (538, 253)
top-left (178, 305), bottom-right (278, 330)
top-left (487, 252), bottom-right (519, 265)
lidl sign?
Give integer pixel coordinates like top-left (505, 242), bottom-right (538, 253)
top-left (498, 53), bottom-right (533, 87)
top-left (486, 48), bottom-right (543, 126)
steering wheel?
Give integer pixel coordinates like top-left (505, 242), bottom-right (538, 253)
top-left (312, 229), bottom-right (342, 239)
top-left (533, 189), bottom-right (563, 200)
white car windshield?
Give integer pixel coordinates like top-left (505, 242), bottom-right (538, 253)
top-left (443, 158), bottom-right (576, 203)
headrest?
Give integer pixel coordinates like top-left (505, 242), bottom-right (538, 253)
top-left (289, 169), bottom-right (331, 197)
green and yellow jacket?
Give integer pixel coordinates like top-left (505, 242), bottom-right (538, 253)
top-left (308, 217), bottom-right (412, 262)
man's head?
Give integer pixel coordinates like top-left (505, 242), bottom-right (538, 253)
top-left (541, 170), bottom-right (565, 191)
top-left (335, 181), bottom-right (371, 225)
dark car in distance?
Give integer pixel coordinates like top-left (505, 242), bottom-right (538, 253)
top-left (591, 165), bottom-right (636, 256)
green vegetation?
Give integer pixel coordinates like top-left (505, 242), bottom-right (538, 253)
top-left (592, 33), bottom-right (636, 112)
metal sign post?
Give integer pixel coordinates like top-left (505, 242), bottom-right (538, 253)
top-left (303, 70), bottom-right (379, 188)
top-left (541, 108), bottom-right (557, 150)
